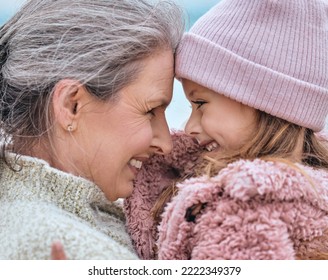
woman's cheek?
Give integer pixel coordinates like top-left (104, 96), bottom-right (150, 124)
top-left (135, 123), bottom-right (153, 148)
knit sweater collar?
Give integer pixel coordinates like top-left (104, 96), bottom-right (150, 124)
top-left (0, 153), bottom-right (126, 226)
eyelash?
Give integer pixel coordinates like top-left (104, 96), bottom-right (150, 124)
top-left (192, 100), bottom-right (207, 109)
top-left (147, 108), bottom-right (155, 116)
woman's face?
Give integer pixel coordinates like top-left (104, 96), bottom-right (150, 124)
top-left (63, 51), bottom-right (174, 201)
top-left (183, 79), bottom-right (257, 155)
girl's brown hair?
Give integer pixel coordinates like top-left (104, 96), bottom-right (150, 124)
top-left (200, 110), bottom-right (328, 176)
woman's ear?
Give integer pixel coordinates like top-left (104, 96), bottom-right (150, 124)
top-left (52, 79), bottom-right (86, 132)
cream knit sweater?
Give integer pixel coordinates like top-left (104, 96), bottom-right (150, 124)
top-left (0, 154), bottom-right (138, 259)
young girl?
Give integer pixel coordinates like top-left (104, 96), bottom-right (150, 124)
top-left (124, 0), bottom-right (328, 259)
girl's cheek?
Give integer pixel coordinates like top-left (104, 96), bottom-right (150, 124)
top-left (201, 115), bottom-right (213, 133)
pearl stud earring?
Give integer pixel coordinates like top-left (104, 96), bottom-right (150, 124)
top-left (67, 124), bottom-right (73, 132)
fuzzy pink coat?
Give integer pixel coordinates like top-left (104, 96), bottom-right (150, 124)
top-left (124, 132), bottom-right (328, 260)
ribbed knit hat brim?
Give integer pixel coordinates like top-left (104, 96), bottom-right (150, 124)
top-left (175, 0), bottom-right (328, 131)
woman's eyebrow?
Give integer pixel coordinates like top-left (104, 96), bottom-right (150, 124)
top-left (147, 97), bottom-right (171, 108)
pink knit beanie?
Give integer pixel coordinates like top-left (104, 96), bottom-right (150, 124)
top-left (175, 0), bottom-right (328, 131)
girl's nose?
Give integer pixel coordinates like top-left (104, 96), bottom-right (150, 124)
top-left (185, 113), bottom-right (202, 137)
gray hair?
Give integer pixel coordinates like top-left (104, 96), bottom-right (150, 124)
top-left (0, 0), bottom-right (184, 155)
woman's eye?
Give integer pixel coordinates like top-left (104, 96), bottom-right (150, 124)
top-left (146, 108), bottom-right (155, 117)
top-left (192, 100), bottom-right (207, 109)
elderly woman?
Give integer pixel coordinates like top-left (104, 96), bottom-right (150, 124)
top-left (0, 0), bottom-right (184, 259)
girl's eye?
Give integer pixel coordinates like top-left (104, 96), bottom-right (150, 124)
top-left (191, 100), bottom-right (207, 109)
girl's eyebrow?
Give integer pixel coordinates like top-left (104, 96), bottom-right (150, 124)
top-left (188, 90), bottom-right (198, 98)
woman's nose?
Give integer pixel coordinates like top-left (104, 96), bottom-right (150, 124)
top-left (150, 118), bottom-right (173, 155)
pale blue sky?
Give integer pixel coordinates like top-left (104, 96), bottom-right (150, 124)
top-left (0, 0), bottom-right (219, 35)
top-left (0, 0), bottom-right (27, 25)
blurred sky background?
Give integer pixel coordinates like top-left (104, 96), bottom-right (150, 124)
top-left (1, 0), bottom-right (326, 130)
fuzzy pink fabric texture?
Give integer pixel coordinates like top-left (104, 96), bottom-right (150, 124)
top-left (124, 132), bottom-right (328, 260)
top-left (124, 132), bottom-right (202, 259)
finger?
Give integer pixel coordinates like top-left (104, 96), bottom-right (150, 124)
top-left (51, 241), bottom-right (67, 260)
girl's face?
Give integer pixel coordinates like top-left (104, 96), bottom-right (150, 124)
top-left (183, 79), bottom-right (257, 155)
